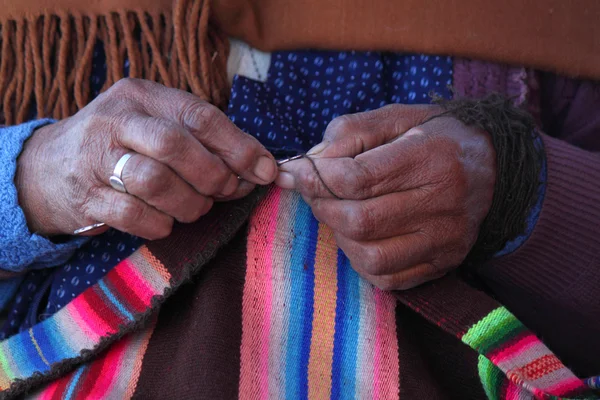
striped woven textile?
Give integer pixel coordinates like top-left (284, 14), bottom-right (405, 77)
top-left (239, 188), bottom-right (400, 399)
top-left (462, 307), bottom-right (588, 398)
top-left (30, 319), bottom-right (156, 399)
top-left (0, 193), bottom-right (261, 399)
top-left (395, 273), bottom-right (599, 400)
top-left (242, 188), bottom-right (600, 400)
top-left (0, 248), bottom-right (170, 396)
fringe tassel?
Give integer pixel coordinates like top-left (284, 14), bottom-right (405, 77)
top-left (0, 0), bottom-right (229, 125)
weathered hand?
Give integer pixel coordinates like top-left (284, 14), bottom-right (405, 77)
top-left (276, 104), bottom-right (496, 290)
top-left (16, 78), bottom-right (277, 239)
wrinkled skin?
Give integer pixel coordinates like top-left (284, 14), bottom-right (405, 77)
top-left (16, 78), bottom-right (278, 239)
top-left (277, 104), bottom-right (496, 290)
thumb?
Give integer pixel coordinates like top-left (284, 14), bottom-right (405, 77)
top-left (307, 104), bottom-right (433, 158)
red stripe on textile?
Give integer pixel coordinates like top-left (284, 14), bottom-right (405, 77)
top-left (105, 267), bottom-right (147, 314)
top-left (82, 286), bottom-right (125, 330)
top-left (49, 369), bottom-right (72, 400)
top-left (514, 354), bottom-right (563, 381)
top-left (486, 330), bottom-right (533, 361)
top-left (73, 350), bottom-right (109, 400)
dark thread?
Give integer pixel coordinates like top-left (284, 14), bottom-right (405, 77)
top-left (304, 154), bottom-right (342, 200)
top-left (427, 92), bottom-right (543, 264)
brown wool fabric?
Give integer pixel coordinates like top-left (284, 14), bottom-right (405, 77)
top-left (134, 232), bottom-right (248, 399)
top-left (396, 304), bottom-right (486, 400)
top-left (481, 133), bottom-right (600, 377)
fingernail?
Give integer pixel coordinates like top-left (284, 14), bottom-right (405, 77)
top-left (275, 172), bottom-right (296, 189)
top-left (253, 156), bottom-right (277, 183)
top-left (307, 141), bottom-right (328, 156)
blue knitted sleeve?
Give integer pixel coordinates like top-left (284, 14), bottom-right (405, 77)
top-left (0, 119), bottom-right (88, 271)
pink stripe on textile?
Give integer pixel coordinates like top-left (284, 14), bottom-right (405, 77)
top-left (239, 189), bottom-right (282, 400)
top-left (116, 260), bottom-right (159, 306)
top-left (372, 289), bottom-right (399, 400)
top-left (545, 377), bottom-right (587, 397)
top-left (488, 333), bottom-right (538, 364)
top-left (37, 379), bottom-right (59, 400)
top-left (67, 299), bottom-right (104, 342)
top-left (504, 380), bottom-right (521, 400)
top-left (86, 334), bottom-right (130, 398)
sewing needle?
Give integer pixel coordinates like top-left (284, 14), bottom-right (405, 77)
top-left (276, 154), bottom-right (305, 166)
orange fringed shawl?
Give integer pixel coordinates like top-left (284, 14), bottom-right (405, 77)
top-left (0, 0), bottom-right (230, 125)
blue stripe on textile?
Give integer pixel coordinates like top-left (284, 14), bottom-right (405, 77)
top-left (41, 316), bottom-right (77, 361)
top-left (13, 331), bottom-right (45, 376)
top-left (299, 215), bottom-right (318, 398)
top-left (98, 280), bottom-right (134, 321)
top-left (331, 250), bottom-right (347, 399)
top-left (64, 366), bottom-right (85, 400)
top-left (331, 253), bottom-right (360, 400)
top-left (31, 320), bottom-right (65, 365)
top-left (285, 200), bottom-right (316, 400)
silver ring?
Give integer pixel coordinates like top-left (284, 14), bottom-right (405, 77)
top-left (109, 152), bottom-right (134, 193)
top-left (73, 222), bottom-right (106, 235)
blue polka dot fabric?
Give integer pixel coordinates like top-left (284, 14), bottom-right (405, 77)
top-left (0, 49), bottom-right (453, 339)
top-left (228, 51), bottom-right (453, 153)
top-left (0, 230), bottom-right (143, 338)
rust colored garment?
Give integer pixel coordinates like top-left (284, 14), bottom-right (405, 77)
top-left (0, 0), bottom-right (599, 125)
top-left (212, 0), bottom-right (600, 79)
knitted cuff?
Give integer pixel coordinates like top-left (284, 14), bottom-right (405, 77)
top-left (0, 119), bottom-right (88, 271)
top-left (431, 94), bottom-right (544, 265)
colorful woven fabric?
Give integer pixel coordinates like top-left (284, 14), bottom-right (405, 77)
top-left (462, 307), bottom-right (587, 398)
top-left (0, 248), bottom-right (170, 397)
top-left (30, 319), bottom-right (155, 399)
top-left (239, 188), bottom-right (399, 399)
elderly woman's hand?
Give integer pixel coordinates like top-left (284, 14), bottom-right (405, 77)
top-left (16, 78), bottom-right (277, 239)
top-left (276, 104), bottom-right (496, 290)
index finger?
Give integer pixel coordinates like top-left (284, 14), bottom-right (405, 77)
top-left (111, 78), bottom-right (277, 184)
top-left (277, 132), bottom-right (433, 200)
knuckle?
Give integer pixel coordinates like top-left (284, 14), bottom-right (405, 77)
top-left (205, 166), bottom-right (231, 194)
top-left (181, 198), bottom-right (213, 223)
top-left (324, 114), bottom-right (357, 139)
top-left (149, 121), bottom-right (184, 160)
top-left (111, 78), bottom-right (144, 96)
top-left (343, 165), bottom-right (372, 199)
top-left (298, 167), bottom-right (322, 197)
top-left (179, 100), bottom-right (219, 132)
top-left (111, 198), bottom-right (145, 231)
top-left (361, 245), bottom-right (389, 276)
top-left (152, 219), bottom-right (174, 240)
top-left (136, 161), bottom-right (172, 196)
top-left (77, 183), bottom-right (100, 219)
top-left (233, 147), bottom-right (259, 172)
top-left (343, 203), bottom-right (373, 240)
